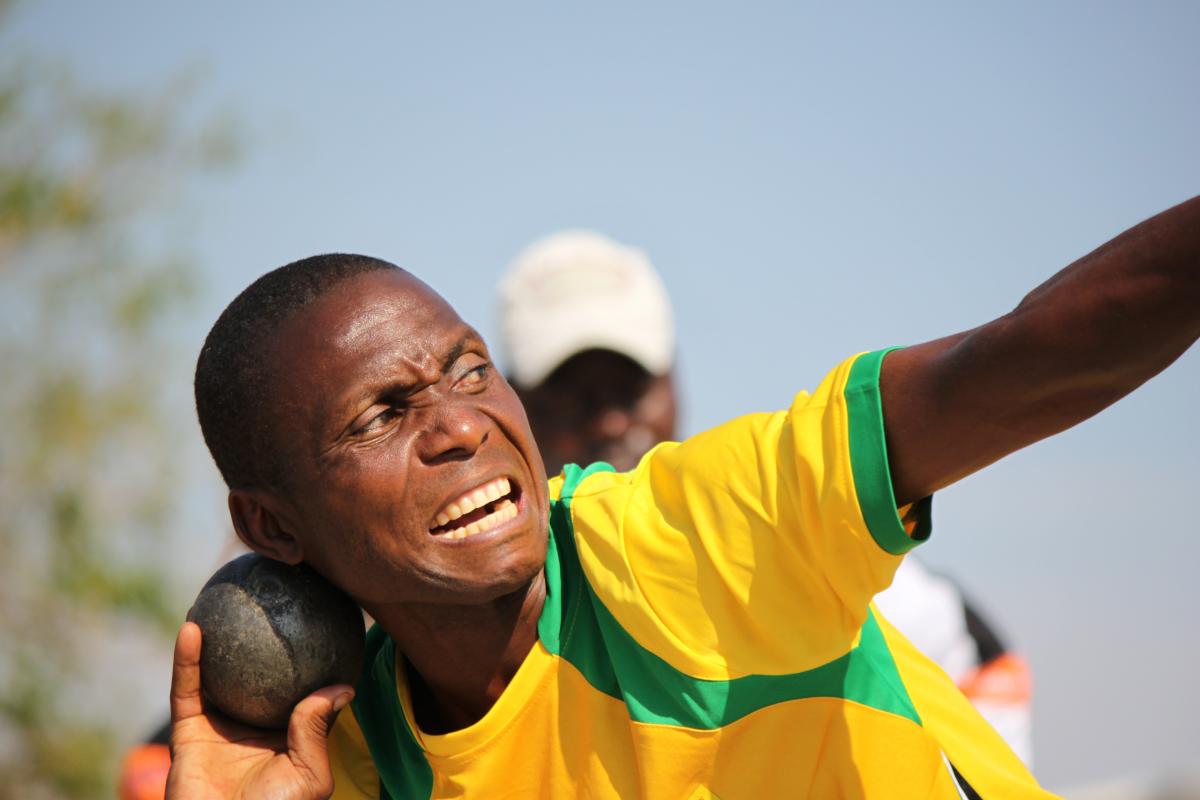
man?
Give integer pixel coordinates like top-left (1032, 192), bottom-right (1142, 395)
top-left (168, 195), bottom-right (1199, 798)
top-left (874, 553), bottom-right (1034, 765)
top-left (497, 229), bottom-right (1035, 766)
top-left (497, 230), bottom-right (679, 476)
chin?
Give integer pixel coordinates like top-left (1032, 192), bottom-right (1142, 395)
top-left (434, 529), bottom-right (548, 606)
top-left (483, 537), bottom-right (548, 598)
top-left (442, 567), bottom-right (542, 606)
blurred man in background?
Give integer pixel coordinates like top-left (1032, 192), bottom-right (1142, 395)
top-left (874, 551), bottom-right (1033, 765)
top-left (497, 230), bottom-right (1033, 764)
top-left (498, 231), bottom-right (678, 476)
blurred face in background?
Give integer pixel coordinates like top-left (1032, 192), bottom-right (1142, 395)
top-left (515, 348), bottom-right (677, 475)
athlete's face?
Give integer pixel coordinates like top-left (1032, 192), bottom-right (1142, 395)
top-left (255, 270), bottom-right (550, 610)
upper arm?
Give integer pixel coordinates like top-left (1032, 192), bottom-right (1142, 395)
top-left (879, 334), bottom-right (988, 506)
top-left (881, 317), bottom-right (1145, 505)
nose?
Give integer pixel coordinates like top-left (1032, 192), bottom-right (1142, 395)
top-left (415, 398), bottom-right (490, 464)
top-left (593, 406), bottom-right (633, 439)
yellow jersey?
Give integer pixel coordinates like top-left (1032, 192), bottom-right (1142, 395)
top-left (328, 350), bottom-right (1055, 798)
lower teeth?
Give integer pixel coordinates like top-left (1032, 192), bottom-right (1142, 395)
top-left (442, 499), bottom-right (515, 539)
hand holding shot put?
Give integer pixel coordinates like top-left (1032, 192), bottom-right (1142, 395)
top-left (168, 555), bottom-right (364, 799)
top-left (167, 620), bottom-right (353, 800)
top-left (169, 196), bottom-right (1198, 799)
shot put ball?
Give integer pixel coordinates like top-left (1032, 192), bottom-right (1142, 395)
top-left (186, 553), bottom-right (365, 729)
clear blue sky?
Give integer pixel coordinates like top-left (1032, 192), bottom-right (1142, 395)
top-left (11, 1), bottom-right (1199, 788)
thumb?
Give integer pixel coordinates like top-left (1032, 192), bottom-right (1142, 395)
top-left (286, 685), bottom-right (355, 796)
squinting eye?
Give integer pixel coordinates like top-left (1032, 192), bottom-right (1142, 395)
top-left (461, 363), bottom-right (490, 385)
top-left (359, 406), bottom-right (403, 434)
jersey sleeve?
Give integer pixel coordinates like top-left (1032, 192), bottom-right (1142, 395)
top-left (568, 349), bottom-right (931, 679)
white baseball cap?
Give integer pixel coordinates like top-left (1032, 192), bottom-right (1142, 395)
top-left (498, 230), bottom-right (675, 389)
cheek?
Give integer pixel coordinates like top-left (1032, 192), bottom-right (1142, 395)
top-left (485, 393), bottom-right (550, 510)
top-left (639, 386), bottom-right (678, 440)
top-left (488, 393), bottom-right (538, 452)
top-left (304, 452), bottom-right (421, 559)
top-left (544, 429), bottom-right (583, 454)
top-left (304, 503), bottom-right (434, 607)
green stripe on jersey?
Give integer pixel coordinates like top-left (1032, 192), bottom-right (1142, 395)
top-left (352, 626), bottom-right (433, 800)
top-left (844, 348), bottom-right (931, 555)
top-left (543, 462), bottom-right (922, 730)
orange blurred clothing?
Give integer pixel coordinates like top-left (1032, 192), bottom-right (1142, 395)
top-left (117, 742), bottom-right (169, 800)
top-left (959, 652), bottom-right (1033, 704)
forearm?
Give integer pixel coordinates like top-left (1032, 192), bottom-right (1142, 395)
top-left (1009, 193), bottom-right (1200, 390)
top-left (883, 194), bottom-right (1200, 505)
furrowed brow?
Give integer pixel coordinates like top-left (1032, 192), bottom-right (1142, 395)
top-left (440, 336), bottom-right (472, 375)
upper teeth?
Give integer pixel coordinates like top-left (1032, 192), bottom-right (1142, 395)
top-left (432, 477), bottom-right (513, 536)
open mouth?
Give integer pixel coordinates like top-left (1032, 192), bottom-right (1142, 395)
top-left (429, 477), bottom-right (520, 540)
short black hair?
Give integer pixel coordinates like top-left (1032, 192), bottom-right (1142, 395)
top-left (195, 253), bottom-right (401, 490)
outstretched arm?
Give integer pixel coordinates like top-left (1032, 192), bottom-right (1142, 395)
top-left (882, 194), bottom-right (1200, 506)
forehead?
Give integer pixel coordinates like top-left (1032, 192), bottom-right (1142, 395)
top-left (266, 270), bottom-right (478, 417)
top-left (281, 269), bottom-right (463, 359)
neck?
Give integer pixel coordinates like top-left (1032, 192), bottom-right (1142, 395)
top-left (369, 570), bottom-right (547, 734)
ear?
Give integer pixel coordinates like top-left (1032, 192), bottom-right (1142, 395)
top-left (228, 489), bottom-right (304, 565)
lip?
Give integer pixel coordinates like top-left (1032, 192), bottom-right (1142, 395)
top-left (428, 475), bottom-right (526, 543)
top-left (431, 490), bottom-right (529, 547)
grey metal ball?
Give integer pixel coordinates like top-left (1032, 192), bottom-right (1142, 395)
top-left (186, 553), bottom-right (365, 730)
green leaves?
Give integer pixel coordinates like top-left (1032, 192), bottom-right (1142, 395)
top-left (0, 16), bottom-right (239, 798)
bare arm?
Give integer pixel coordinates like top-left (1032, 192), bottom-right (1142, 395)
top-left (882, 194), bottom-right (1200, 506)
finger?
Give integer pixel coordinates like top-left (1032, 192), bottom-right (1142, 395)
top-left (170, 621), bottom-right (205, 724)
top-left (286, 685), bottom-right (355, 797)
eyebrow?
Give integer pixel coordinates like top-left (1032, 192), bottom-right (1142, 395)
top-left (320, 331), bottom-right (482, 453)
top-left (344, 332), bottom-right (476, 413)
top-left (441, 336), bottom-right (470, 375)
